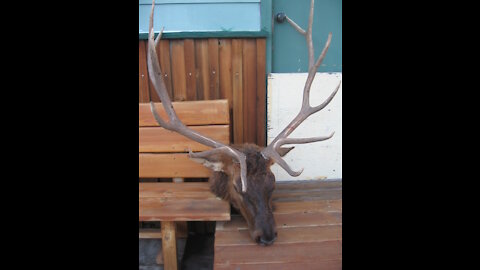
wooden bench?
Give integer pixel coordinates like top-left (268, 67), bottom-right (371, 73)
top-left (214, 180), bottom-right (342, 270)
top-left (139, 99), bottom-right (232, 270)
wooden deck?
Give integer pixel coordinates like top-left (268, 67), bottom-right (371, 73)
top-left (214, 180), bottom-right (342, 270)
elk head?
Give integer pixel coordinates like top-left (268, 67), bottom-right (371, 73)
top-left (146, 0), bottom-right (340, 246)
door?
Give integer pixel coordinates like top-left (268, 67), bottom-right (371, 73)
top-left (267, 0), bottom-right (342, 180)
top-left (272, 0), bottom-right (342, 73)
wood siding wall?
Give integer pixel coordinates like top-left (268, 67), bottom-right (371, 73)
top-left (139, 38), bottom-right (266, 146)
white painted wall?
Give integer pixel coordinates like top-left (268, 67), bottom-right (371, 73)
top-left (267, 73), bottom-right (342, 181)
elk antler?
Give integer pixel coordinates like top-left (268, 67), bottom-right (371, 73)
top-left (261, 0), bottom-right (341, 176)
top-left (146, 1), bottom-right (248, 192)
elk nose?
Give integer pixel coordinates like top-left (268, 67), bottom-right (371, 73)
top-left (259, 236), bottom-right (276, 246)
top-left (257, 232), bottom-right (277, 246)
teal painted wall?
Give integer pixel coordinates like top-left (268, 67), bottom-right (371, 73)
top-left (139, 0), bottom-right (261, 36)
top-left (272, 0), bottom-right (341, 72)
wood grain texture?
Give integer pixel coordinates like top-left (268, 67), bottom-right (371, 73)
top-left (273, 199), bottom-right (342, 214)
top-left (139, 40), bottom-right (150, 103)
top-left (161, 221), bottom-right (177, 270)
top-left (256, 39), bottom-right (266, 146)
top-left (140, 125), bottom-right (229, 153)
top-left (216, 212), bottom-right (341, 232)
top-left (140, 197), bottom-right (230, 221)
top-left (149, 40), bottom-right (161, 102)
top-left (170, 40), bottom-right (187, 101)
top-left (139, 183), bottom-right (230, 222)
top-left (216, 225), bottom-right (341, 246)
top-left (214, 241), bottom-right (342, 265)
top-left (172, 175), bottom-right (189, 243)
top-left (195, 39), bottom-right (209, 100)
top-left (139, 153), bottom-right (212, 178)
top-left (208, 38), bottom-right (220, 100)
top-left (242, 39), bottom-right (257, 144)
top-left (184, 39), bottom-right (197, 100)
top-left (231, 39), bottom-right (243, 144)
top-left (214, 260), bottom-right (342, 270)
top-left (138, 38), bottom-right (267, 144)
top-left (140, 182), bottom-right (220, 199)
top-left (275, 180), bottom-right (342, 190)
top-left (272, 188), bottom-right (342, 201)
top-left (158, 39), bottom-right (173, 99)
top-left (214, 180), bottom-right (342, 270)
top-left (139, 100), bottom-right (230, 127)
top-left (218, 39), bottom-right (233, 109)
top-left (140, 191), bottom-right (230, 222)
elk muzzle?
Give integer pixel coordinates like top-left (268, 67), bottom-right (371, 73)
top-left (251, 212), bottom-right (278, 246)
top-left (239, 198), bottom-right (277, 246)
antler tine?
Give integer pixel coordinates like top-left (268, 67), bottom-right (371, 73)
top-left (262, 0), bottom-right (341, 176)
top-left (147, 1), bottom-right (178, 129)
top-left (276, 132), bottom-right (335, 149)
top-left (266, 150), bottom-right (304, 177)
top-left (147, 1), bottom-right (248, 192)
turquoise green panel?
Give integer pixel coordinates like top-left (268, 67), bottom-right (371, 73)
top-left (139, 2), bottom-right (261, 35)
top-left (272, 0), bottom-right (342, 72)
top-left (260, 0), bottom-right (273, 74)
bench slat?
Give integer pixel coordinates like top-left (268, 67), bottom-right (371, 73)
top-left (140, 182), bottom-right (215, 198)
top-left (140, 197), bottom-right (229, 221)
top-left (140, 198), bottom-right (230, 221)
top-left (140, 100), bottom-right (229, 127)
top-left (139, 183), bottom-right (230, 222)
top-left (139, 153), bottom-right (212, 178)
top-left (139, 125), bottom-right (229, 153)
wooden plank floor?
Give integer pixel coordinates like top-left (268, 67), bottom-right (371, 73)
top-left (214, 180), bottom-right (342, 270)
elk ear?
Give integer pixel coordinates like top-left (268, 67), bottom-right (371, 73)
top-left (189, 151), bottom-right (236, 172)
top-left (277, 146), bottom-right (294, 157)
top-left (190, 156), bottom-right (225, 172)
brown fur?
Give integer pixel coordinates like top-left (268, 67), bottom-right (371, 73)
top-left (208, 144), bottom-right (277, 245)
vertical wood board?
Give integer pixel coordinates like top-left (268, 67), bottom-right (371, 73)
top-left (139, 38), bottom-right (266, 145)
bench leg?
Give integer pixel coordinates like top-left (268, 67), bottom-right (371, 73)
top-left (172, 177), bottom-right (188, 243)
top-left (161, 221), bottom-right (177, 270)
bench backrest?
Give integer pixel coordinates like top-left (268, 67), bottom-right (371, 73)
top-left (139, 100), bottom-right (230, 178)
